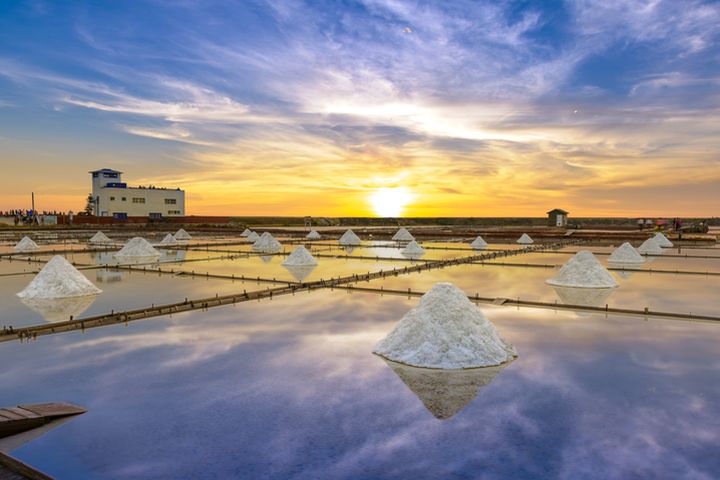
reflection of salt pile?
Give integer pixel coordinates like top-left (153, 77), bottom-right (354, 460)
top-left (89, 231), bottom-right (112, 245)
top-left (17, 256), bottom-right (101, 299)
top-left (339, 229), bottom-right (361, 246)
top-left (470, 236), bottom-right (488, 249)
top-left (392, 227), bottom-right (415, 242)
top-left (284, 265), bottom-right (316, 282)
top-left (373, 283), bottom-right (517, 369)
top-left (240, 228), bottom-right (252, 237)
top-left (253, 232), bottom-right (282, 253)
top-left (546, 251), bottom-right (618, 288)
top-left (14, 236), bottom-right (39, 252)
top-left (382, 358), bottom-right (511, 419)
top-left (401, 240), bottom-right (425, 258)
top-left (654, 233), bottom-right (673, 248)
top-left (19, 295), bottom-right (97, 323)
top-left (306, 229), bottom-right (322, 240)
top-left (552, 285), bottom-right (615, 308)
top-left (96, 268), bottom-right (126, 283)
top-left (174, 228), bottom-right (192, 241)
top-left (247, 231), bottom-right (259, 242)
top-left (638, 237), bottom-right (663, 255)
top-left (115, 237), bottom-right (161, 258)
top-left (342, 245), bottom-right (357, 255)
top-left (159, 233), bottom-right (179, 246)
top-left (282, 246), bottom-right (317, 266)
top-left (516, 233), bottom-right (534, 244)
top-left (608, 242), bottom-right (645, 264)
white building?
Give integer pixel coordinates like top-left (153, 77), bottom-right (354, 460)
top-left (90, 168), bottom-right (185, 218)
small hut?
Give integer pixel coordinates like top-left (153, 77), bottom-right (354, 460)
top-left (547, 208), bottom-right (569, 227)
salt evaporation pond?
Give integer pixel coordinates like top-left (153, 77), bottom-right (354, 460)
top-left (0, 290), bottom-right (718, 479)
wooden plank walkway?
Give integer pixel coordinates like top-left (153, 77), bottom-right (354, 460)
top-left (0, 403), bottom-right (86, 439)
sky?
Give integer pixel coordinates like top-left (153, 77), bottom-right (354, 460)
top-left (0, 0), bottom-right (719, 217)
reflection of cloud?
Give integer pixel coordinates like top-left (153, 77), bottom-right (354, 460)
top-left (381, 358), bottom-right (512, 419)
top-left (19, 294), bottom-right (97, 323)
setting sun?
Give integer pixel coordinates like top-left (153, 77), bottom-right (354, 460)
top-left (369, 187), bottom-right (414, 217)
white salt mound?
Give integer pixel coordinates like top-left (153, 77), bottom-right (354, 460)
top-left (637, 237), bottom-right (663, 255)
top-left (174, 228), bottom-right (192, 240)
top-left (546, 251), bottom-right (618, 288)
top-left (339, 229), bottom-right (361, 246)
top-left (282, 246), bottom-right (318, 266)
top-left (253, 232), bottom-right (282, 253)
top-left (401, 240), bottom-right (425, 257)
top-left (608, 242), bottom-right (645, 264)
top-left (654, 233), bottom-right (673, 248)
top-left (247, 231), bottom-right (259, 242)
top-left (240, 228), bottom-right (252, 237)
top-left (116, 237), bottom-right (161, 257)
top-left (17, 256), bottom-right (101, 299)
top-left (89, 231), bottom-right (112, 244)
top-left (306, 229), bottom-right (322, 240)
top-left (517, 233), bottom-right (534, 244)
top-left (392, 227), bottom-right (415, 242)
top-left (373, 283), bottom-right (517, 369)
top-left (470, 236), bottom-right (488, 249)
top-left (14, 236), bottom-right (39, 252)
top-left (160, 233), bottom-right (179, 245)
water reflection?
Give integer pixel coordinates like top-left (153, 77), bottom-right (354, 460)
top-left (284, 265), bottom-right (316, 282)
top-left (552, 286), bottom-right (615, 308)
top-left (18, 295), bottom-right (97, 323)
top-left (608, 261), bottom-right (644, 279)
top-left (95, 268), bottom-right (126, 283)
top-left (381, 358), bottom-right (512, 419)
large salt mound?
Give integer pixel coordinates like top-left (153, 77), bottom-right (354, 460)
top-left (373, 283), bottom-right (517, 369)
top-left (253, 232), bottom-right (282, 253)
top-left (546, 251), bottom-right (618, 288)
top-left (339, 229), bottom-right (361, 246)
top-left (516, 233), bottom-right (534, 244)
top-left (638, 237), bottom-right (663, 255)
top-left (306, 229), bottom-right (322, 240)
top-left (240, 228), bottom-right (252, 237)
top-left (470, 236), bottom-right (488, 249)
top-left (17, 256), bottom-right (101, 299)
top-left (401, 240), bottom-right (425, 257)
top-left (14, 236), bottom-right (39, 252)
top-left (654, 232), bottom-right (673, 248)
top-left (89, 231), bottom-right (112, 244)
top-left (282, 246), bottom-right (317, 266)
top-left (116, 237), bottom-right (161, 257)
top-left (247, 231), bottom-right (259, 242)
top-left (608, 242), bottom-right (645, 264)
top-left (174, 228), bottom-right (192, 240)
top-left (159, 233), bottom-right (179, 246)
top-left (392, 227), bottom-right (415, 242)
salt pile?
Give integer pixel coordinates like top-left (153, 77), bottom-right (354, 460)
top-left (339, 229), bottom-right (361, 246)
top-left (546, 251), bottom-right (618, 288)
top-left (240, 228), bottom-right (252, 237)
top-left (392, 227), bottom-right (415, 242)
top-left (607, 242), bottom-right (645, 264)
top-left (373, 283), bottom-right (517, 369)
top-left (638, 237), bottom-right (663, 255)
top-left (116, 237), bottom-right (161, 258)
top-left (654, 232), bottom-right (673, 248)
top-left (282, 246), bottom-right (318, 266)
top-left (174, 228), bottom-right (192, 241)
top-left (14, 236), bottom-right (39, 252)
top-left (160, 233), bottom-right (179, 246)
top-left (516, 233), bottom-right (534, 244)
top-left (382, 359), bottom-right (511, 420)
top-left (253, 232), bottom-right (282, 253)
top-left (247, 231), bottom-right (260, 242)
top-left (17, 256), bottom-right (101, 299)
top-left (89, 231), bottom-right (112, 244)
top-left (470, 236), bottom-right (488, 249)
top-left (401, 240), bottom-right (425, 257)
top-left (306, 229), bottom-right (322, 240)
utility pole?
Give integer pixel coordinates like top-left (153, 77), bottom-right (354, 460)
top-left (31, 192), bottom-right (35, 214)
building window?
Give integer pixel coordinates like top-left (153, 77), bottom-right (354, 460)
top-left (132, 197), bottom-right (146, 204)
top-left (164, 198), bottom-right (177, 205)
top-left (168, 210), bottom-right (181, 215)
top-left (92, 173), bottom-right (98, 178)
top-left (121, 197), bottom-right (126, 201)
top-left (103, 172), bottom-right (118, 179)
top-left (110, 196), bottom-right (115, 201)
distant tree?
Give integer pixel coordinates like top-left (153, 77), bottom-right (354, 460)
top-left (84, 194), bottom-right (94, 215)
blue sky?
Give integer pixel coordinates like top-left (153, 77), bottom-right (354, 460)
top-left (0, 0), bottom-right (718, 215)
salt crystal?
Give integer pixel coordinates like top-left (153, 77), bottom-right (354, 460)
top-left (174, 228), bottom-right (192, 240)
top-left (470, 236), bottom-right (488, 249)
top-left (339, 229), bottom-right (361, 246)
top-left (401, 240), bottom-right (425, 257)
top-left (607, 242), bottom-right (645, 264)
top-left (282, 246), bottom-right (318, 266)
top-left (306, 229), bottom-right (322, 240)
top-left (546, 251), bottom-right (618, 288)
top-left (637, 237), bottom-right (663, 255)
top-left (392, 227), bottom-right (415, 242)
top-left (654, 233), bottom-right (673, 248)
top-left (17, 256), bottom-right (102, 299)
top-left (116, 237), bottom-right (161, 258)
top-left (516, 233), bottom-right (534, 244)
top-left (14, 236), bottom-right (39, 252)
top-left (89, 231), bottom-right (112, 244)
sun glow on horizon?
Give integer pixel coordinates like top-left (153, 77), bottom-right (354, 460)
top-left (369, 187), bottom-right (414, 217)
